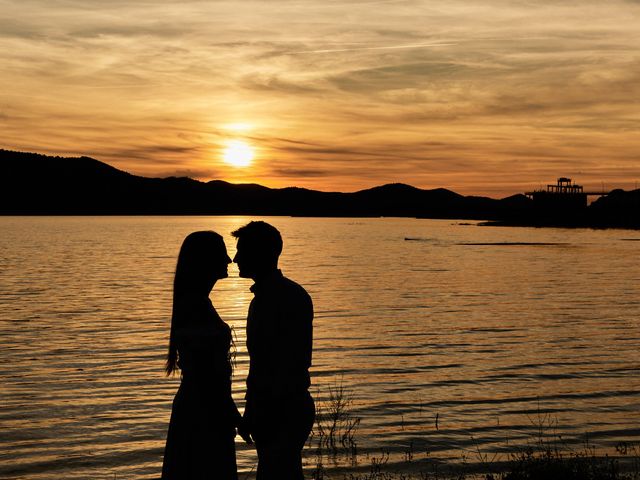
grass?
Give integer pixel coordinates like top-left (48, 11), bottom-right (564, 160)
top-left (310, 378), bottom-right (361, 479)
top-left (306, 385), bottom-right (640, 480)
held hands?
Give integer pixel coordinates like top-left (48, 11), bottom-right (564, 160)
top-left (237, 417), bottom-right (254, 445)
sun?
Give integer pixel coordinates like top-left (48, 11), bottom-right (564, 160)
top-left (222, 140), bottom-right (254, 168)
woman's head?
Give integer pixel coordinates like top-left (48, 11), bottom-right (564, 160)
top-left (166, 230), bottom-right (231, 376)
top-left (174, 230), bottom-right (231, 297)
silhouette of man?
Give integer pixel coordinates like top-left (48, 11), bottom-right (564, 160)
top-left (232, 221), bottom-right (315, 479)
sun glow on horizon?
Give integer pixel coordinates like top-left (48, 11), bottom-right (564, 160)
top-left (222, 140), bottom-right (254, 168)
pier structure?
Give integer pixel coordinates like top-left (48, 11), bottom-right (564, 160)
top-left (525, 178), bottom-right (607, 210)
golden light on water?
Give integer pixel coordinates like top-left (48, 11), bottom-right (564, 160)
top-left (222, 140), bottom-right (254, 168)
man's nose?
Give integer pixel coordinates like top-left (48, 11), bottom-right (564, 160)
top-left (232, 253), bottom-right (238, 263)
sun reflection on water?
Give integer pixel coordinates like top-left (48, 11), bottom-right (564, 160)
top-left (0, 216), bottom-right (639, 479)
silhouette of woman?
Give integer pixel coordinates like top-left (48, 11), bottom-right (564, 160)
top-left (161, 231), bottom-right (241, 479)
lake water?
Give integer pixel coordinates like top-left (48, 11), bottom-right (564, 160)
top-left (1, 216), bottom-right (639, 479)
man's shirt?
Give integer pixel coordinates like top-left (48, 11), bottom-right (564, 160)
top-left (245, 270), bottom-right (313, 405)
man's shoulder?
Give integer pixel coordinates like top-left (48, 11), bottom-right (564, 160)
top-left (278, 275), bottom-right (312, 304)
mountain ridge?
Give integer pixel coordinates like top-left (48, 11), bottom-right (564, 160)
top-left (0, 149), bottom-right (508, 217)
top-left (1, 149), bottom-right (638, 228)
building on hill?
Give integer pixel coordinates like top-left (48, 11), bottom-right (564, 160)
top-left (526, 177), bottom-right (588, 211)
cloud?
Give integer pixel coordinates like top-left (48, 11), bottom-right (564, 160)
top-left (2, 0), bottom-right (639, 195)
top-left (271, 168), bottom-right (332, 177)
top-left (240, 74), bottom-right (321, 94)
top-left (330, 61), bottom-right (473, 93)
top-left (286, 42), bottom-right (456, 55)
top-left (119, 145), bottom-right (202, 157)
top-left (154, 167), bottom-right (221, 179)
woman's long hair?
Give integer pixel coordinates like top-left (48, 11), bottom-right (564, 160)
top-left (165, 231), bottom-right (224, 376)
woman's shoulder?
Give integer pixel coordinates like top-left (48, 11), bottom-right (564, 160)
top-left (175, 302), bottom-right (229, 339)
top-left (175, 319), bottom-right (228, 338)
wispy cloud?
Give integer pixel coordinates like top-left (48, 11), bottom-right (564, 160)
top-left (286, 42), bottom-right (456, 55)
top-left (1, 0), bottom-right (639, 195)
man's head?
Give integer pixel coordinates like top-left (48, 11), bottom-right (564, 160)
top-left (231, 221), bottom-right (283, 279)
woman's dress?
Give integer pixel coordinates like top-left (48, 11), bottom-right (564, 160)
top-left (161, 298), bottom-right (240, 479)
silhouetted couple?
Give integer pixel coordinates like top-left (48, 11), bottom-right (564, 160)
top-left (161, 221), bottom-right (315, 480)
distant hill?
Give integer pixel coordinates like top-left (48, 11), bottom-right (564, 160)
top-left (1, 149), bottom-right (637, 228)
top-left (589, 189), bottom-right (640, 228)
top-left (0, 149), bottom-right (511, 218)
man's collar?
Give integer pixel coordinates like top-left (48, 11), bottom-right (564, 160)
top-left (249, 269), bottom-right (283, 293)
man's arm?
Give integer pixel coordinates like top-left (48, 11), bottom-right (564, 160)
top-left (273, 286), bottom-right (313, 399)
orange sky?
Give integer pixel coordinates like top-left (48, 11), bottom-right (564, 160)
top-left (1, 1), bottom-right (639, 197)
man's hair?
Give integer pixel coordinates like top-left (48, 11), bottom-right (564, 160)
top-left (231, 221), bottom-right (283, 259)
